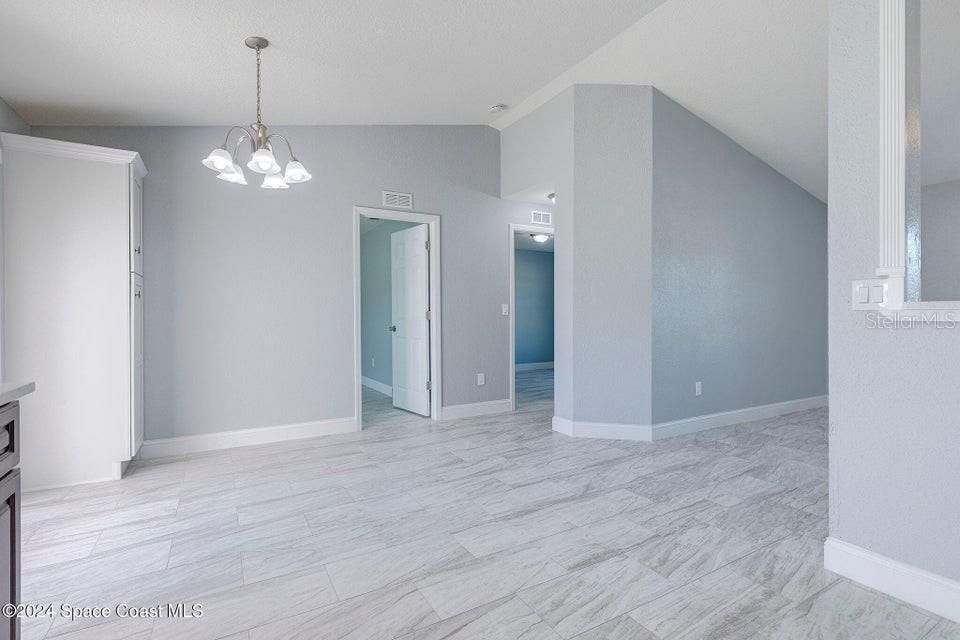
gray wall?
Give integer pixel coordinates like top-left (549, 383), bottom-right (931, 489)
top-left (501, 88), bottom-right (575, 418)
top-left (0, 96), bottom-right (29, 380)
top-left (0, 97), bottom-right (29, 135)
top-left (651, 89), bottom-right (828, 423)
top-left (500, 89), bottom-right (572, 201)
top-left (920, 179), bottom-right (960, 301)
top-left (514, 249), bottom-right (554, 364)
top-left (502, 85), bottom-right (827, 430)
top-left (32, 125), bottom-right (532, 439)
top-left (830, 0), bottom-right (960, 582)
top-left (571, 85), bottom-right (654, 425)
top-left (361, 220), bottom-right (417, 387)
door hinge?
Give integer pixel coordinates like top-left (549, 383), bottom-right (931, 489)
top-left (426, 380), bottom-right (432, 391)
top-left (425, 310), bottom-right (432, 321)
top-left (425, 239), bottom-right (430, 251)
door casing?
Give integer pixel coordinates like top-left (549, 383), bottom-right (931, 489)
top-left (353, 206), bottom-right (442, 426)
top-left (508, 222), bottom-right (555, 411)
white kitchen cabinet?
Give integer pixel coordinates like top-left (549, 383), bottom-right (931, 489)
top-left (0, 133), bottom-right (147, 489)
top-left (131, 274), bottom-right (144, 457)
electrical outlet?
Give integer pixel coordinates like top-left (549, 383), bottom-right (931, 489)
top-left (477, 373), bottom-right (485, 386)
top-left (695, 381), bottom-right (702, 397)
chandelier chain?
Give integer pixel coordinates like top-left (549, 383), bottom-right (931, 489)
top-left (255, 46), bottom-right (262, 125)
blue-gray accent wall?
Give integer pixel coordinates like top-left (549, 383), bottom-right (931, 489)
top-left (651, 88), bottom-right (828, 423)
top-left (514, 249), bottom-right (554, 364)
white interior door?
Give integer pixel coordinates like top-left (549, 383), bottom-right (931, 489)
top-left (391, 224), bottom-right (431, 416)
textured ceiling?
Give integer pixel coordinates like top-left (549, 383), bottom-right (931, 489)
top-left (0, 0), bottom-right (841, 200)
top-left (493, 0), bottom-right (829, 201)
top-left (0, 0), bottom-right (665, 126)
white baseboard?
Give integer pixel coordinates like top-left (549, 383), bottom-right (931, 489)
top-left (551, 416), bottom-right (652, 440)
top-left (652, 395), bottom-right (829, 440)
top-left (23, 473), bottom-right (124, 493)
top-left (516, 362), bottom-right (554, 372)
top-left (441, 399), bottom-right (513, 420)
top-left (139, 416), bottom-right (359, 459)
top-left (824, 537), bottom-right (960, 623)
top-left (552, 395), bottom-right (828, 442)
top-left (361, 376), bottom-right (392, 396)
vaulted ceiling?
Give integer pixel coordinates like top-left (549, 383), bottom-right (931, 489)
top-left (0, 0), bottom-right (829, 199)
top-left (0, 0), bottom-right (666, 125)
top-left (491, 0), bottom-right (828, 201)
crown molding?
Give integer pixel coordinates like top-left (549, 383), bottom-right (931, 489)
top-left (0, 132), bottom-right (146, 178)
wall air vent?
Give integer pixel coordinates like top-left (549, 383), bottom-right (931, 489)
top-left (382, 190), bottom-right (413, 209)
top-left (531, 210), bottom-right (553, 225)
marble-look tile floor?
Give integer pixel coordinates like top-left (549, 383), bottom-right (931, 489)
top-left (21, 369), bottom-right (960, 639)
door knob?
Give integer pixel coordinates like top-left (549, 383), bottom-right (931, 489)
top-left (388, 325), bottom-right (397, 332)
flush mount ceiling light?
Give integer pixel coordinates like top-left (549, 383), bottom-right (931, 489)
top-left (530, 233), bottom-right (551, 243)
top-left (202, 37), bottom-right (311, 189)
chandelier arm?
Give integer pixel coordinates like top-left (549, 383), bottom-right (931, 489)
top-left (266, 133), bottom-right (298, 162)
top-left (220, 125), bottom-right (253, 150)
top-left (231, 133), bottom-right (253, 160)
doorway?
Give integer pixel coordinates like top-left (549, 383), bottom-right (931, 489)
top-left (354, 206), bottom-right (442, 427)
top-left (509, 223), bottom-right (555, 411)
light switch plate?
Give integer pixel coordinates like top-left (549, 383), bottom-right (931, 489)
top-left (501, 304), bottom-right (509, 316)
top-left (852, 279), bottom-right (887, 310)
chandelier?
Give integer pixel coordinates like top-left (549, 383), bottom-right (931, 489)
top-left (202, 37), bottom-right (311, 189)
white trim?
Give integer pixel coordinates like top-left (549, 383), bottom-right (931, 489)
top-left (441, 399), bottom-right (513, 420)
top-left (552, 416), bottom-right (652, 441)
top-left (361, 376), bottom-right (392, 396)
top-left (877, 0), bottom-right (906, 282)
top-left (508, 222), bottom-right (555, 411)
top-left (854, 0), bottom-right (960, 313)
top-left (138, 417), bottom-right (357, 459)
top-left (354, 206), bottom-right (442, 425)
top-left (24, 473), bottom-right (126, 493)
top-left (516, 361), bottom-right (554, 372)
top-left (0, 132), bottom-right (147, 178)
top-left (552, 395), bottom-right (829, 441)
top-left (653, 395), bottom-right (829, 439)
top-left (824, 537), bottom-right (960, 623)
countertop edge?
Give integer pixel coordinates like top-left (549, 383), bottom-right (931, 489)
top-left (0, 381), bottom-right (36, 406)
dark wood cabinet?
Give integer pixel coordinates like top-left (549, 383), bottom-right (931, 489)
top-left (0, 467), bottom-right (18, 640)
top-left (0, 403), bottom-right (19, 479)
top-left (0, 401), bottom-right (20, 640)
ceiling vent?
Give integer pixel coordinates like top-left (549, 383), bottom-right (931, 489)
top-left (531, 210), bottom-right (553, 225)
top-left (382, 190), bottom-right (413, 209)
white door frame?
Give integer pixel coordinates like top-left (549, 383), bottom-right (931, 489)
top-left (354, 205), bottom-right (442, 426)
top-left (508, 223), bottom-right (555, 410)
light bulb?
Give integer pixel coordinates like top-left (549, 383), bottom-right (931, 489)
top-left (247, 148), bottom-right (279, 174)
top-left (202, 148), bottom-right (233, 173)
top-left (531, 234), bottom-right (550, 243)
top-left (283, 161), bottom-right (312, 184)
top-left (261, 172), bottom-right (289, 189)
